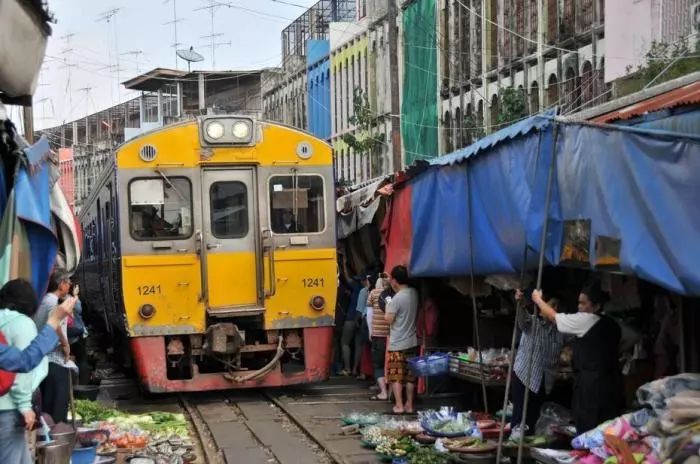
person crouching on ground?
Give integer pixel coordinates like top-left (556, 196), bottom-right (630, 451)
top-left (34, 270), bottom-right (76, 424)
top-left (385, 266), bottom-right (419, 414)
top-left (0, 279), bottom-right (49, 464)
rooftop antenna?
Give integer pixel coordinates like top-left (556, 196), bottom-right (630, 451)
top-left (163, 0), bottom-right (183, 69)
top-left (194, 0), bottom-right (232, 69)
top-left (97, 8), bottom-right (122, 103)
top-left (177, 46), bottom-right (205, 72)
top-left (121, 50), bottom-right (143, 73)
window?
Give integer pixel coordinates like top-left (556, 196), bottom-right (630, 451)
top-left (269, 174), bottom-right (325, 234)
top-left (129, 177), bottom-right (193, 240)
top-left (210, 182), bottom-right (248, 238)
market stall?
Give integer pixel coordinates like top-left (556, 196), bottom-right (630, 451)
top-left (40, 399), bottom-right (197, 463)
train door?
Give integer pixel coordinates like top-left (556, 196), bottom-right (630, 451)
top-left (200, 168), bottom-right (260, 314)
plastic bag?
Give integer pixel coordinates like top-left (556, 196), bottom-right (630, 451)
top-left (535, 402), bottom-right (574, 438)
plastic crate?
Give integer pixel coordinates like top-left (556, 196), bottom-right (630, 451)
top-left (407, 353), bottom-right (449, 377)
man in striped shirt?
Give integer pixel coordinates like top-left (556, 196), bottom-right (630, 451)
top-left (511, 290), bottom-right (564, 432)
top-left (368, 275), bottom-right (393, 401)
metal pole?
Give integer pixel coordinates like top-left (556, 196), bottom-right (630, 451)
top-left (517, 124), bottom-right (559, 464)
top-left (467, 164), bottom-right (489, 414)
top-left (387, 0), bottom-right (402, 172)
top-left (496, 246), bottom-right (529, 463)
top-left (23, 102), bottom-right (34, 144)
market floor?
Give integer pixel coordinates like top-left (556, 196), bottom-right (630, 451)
top-left (266, 377), bottom-right (471, 464)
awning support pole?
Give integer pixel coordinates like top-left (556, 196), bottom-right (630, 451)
top-left (517, 124), bottom-right (559, 464)
top-left (495, 246), bottom-right (529, 463)
top-left (467, 162), bottom-right (489, 414)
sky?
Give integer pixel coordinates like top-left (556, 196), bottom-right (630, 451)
top-left (33, 0), bottom-right (319, 130)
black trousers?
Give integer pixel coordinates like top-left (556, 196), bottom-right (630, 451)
top-left (510, 372), bottom-right (546, 432)
top-left (40, 363), bottom-right (71, 424)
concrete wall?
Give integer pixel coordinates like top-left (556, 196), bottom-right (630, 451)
top-left (605, 0), bottom-right (653, 82)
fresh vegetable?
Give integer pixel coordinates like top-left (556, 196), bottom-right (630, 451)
top-left (408, 447), bottom-right (450, 464)
top-left (74, 400), bottom-right (120, 423)
top-left (376, 436), bottom-right (416, 457)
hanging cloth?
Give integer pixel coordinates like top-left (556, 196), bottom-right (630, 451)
top-left (50, 185), bottom-right (80, 273)
top-left (13, 136), bottom-right (58, 295)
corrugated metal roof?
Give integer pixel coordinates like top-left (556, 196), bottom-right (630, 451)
top-left (592, 80), bottom-right (700, 123)
top-left (430, 108), bottom-right (556, 166)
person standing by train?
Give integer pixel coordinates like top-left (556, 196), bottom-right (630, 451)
top-left (34, 271), bottom-right (75, 424)
top-left (531, 283), bottom-right (623, 433)
top-left (385, 266), bottom-right (419, 414)
top-left (368, 274), bottom-right (392, 401)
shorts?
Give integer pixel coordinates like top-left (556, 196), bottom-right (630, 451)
top-left (371, 338), bottom-right (387, 379)
top-left (386, 347), bottom-right (418, 384)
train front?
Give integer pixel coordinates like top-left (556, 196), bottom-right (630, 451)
top-left (117, 117), bottom-right (337, 392)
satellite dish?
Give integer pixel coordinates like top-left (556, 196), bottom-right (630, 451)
top-left (177, 46), bottom-right (204, 71)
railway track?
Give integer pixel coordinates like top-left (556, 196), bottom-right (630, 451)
top-left (104, 377), bottom-right (406, 464)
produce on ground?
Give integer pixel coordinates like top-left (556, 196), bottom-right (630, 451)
top-left (419, 408), bottom-right (478, 437)
top-left (442, 437), bottom-right (485, 450)
top-left (505, 435), bottom-right (548, 446)
top-left (343, 412), bottom-right (381, 426)
top-left (74, 399), bottom-right (120, 423)
top-left (375, 436), bottom-right (416, 458)
top-left (408, 446), bottom-right (450, 464)
top-left (74, 400), bottom-right (190, 452)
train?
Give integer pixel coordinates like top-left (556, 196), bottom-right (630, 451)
top-left (77, 116), bottom-right (337, 392)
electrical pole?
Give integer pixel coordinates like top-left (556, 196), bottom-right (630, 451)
top-left (387, 0), bottom-right (402, 172)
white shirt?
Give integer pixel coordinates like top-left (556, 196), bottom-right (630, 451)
top-left (555, 312), bottom-right (600, 338)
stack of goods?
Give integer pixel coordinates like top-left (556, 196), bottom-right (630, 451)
top-left (531, 373), bottom-right (700, 464)
top-left (74, 400), bottom-right (195, 463)
top-left (449, 348), bottom-right (510, 382)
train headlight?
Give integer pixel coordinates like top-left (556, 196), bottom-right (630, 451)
top-left (232, 120), bottom-right (251, 140)
top-left (310, 296), bottom-right (325, 311)
top-left (205, 121), bottom-right (225, 140)
top-left (139, 304), bottom-right (156, 319)
top-left (200, 117), bottom-right (254, 145)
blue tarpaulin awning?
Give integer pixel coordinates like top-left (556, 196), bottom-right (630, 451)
top-left (399, 111), bottom-right (700, 296)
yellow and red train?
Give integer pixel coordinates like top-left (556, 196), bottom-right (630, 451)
top-left (78, 116), bottom-right (337, 392)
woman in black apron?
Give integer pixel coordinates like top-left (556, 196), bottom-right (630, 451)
top-left (532, 283), bottom-right (623, 433)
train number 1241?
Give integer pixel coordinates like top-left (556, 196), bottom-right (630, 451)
top-left (137, 285), bottom-right (162, 296)
top-left (302, 278), bottom-right (325, 288)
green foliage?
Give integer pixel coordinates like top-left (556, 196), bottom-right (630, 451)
top-left (497, 87), bottom-right (527, 126)
top-left (462, 113), bottom-right (485, 144)
top-left (620, 39), bottom-right (700, 95)
top-left (341, 87), bottom-right (386, 176)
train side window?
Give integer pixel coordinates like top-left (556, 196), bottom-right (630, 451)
top-left (269, 174), bottom-right (325, 234)
top-left (210, 181), bottom-right (248, 238)
top-left (129, 177), bottom-right (193, 240)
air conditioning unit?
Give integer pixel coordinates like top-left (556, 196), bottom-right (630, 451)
top-left (692, 2), bottom-right (700, 34)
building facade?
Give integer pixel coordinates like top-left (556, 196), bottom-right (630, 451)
top-left (604, 0), bottom-right (699, 82)
top-left (437, 0), bottom-right (609, 155)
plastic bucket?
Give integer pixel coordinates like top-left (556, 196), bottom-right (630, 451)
top-left (71, 444), bottom-right (97, 464)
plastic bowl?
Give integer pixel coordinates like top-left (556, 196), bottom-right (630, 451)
top-left (72, 444), bottom-right (97, 464)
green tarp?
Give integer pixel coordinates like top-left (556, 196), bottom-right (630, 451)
top-left (401, 0), bottom-right (439, 164)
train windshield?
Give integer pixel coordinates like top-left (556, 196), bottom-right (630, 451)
top-left (269, 174), bottom-right (325, 234)
top-left (129, 177), bottom-right (193, 240)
